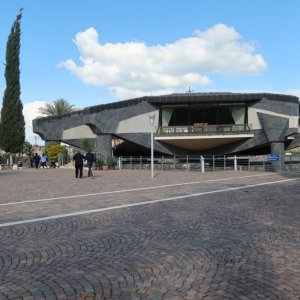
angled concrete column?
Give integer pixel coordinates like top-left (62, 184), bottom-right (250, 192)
top-left (96, 134), bottom-right (112, 160)
top-left (271, 142), bottom-right (284, 172)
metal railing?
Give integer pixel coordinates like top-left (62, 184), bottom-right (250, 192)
top-left (118, 154), bottom-right (300, 173)
top-left (156, 124), bottom-right (252, 137)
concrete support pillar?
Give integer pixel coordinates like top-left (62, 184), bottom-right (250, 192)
top-left (96, 134), bottom-right (112, 160)
top-left (271, 142), bottom-right (285, 172)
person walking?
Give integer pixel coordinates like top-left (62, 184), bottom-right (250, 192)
top-left (40, 153), bottom-right (48, 168)
top-left (32, 153), bottom-right (40, 169)
top-left (73, 150), bottom-right (85, 178)
top-left (85, 151), bottom-right (95, 179)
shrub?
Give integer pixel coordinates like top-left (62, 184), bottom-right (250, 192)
top-left (46, 144), bottom-right (67, 164)
top-left (95, 154), bottom-right (104, 167)
top-left (106, 156), bottom-right (117, 167)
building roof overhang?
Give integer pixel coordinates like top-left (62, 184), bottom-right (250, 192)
top-left (34, 92), bottom-right (299, 123)
top-left (155, 134), bottom-right (254, 151)
top-left (148, 92), bottom-right (299, 105)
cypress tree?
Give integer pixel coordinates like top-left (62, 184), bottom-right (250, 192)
top-left (0, 9), bottom-right (25, 154)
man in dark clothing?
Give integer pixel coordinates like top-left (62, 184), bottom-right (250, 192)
top-left (85, 151), bottom-right (95, 179)
top-left (73, 151), bottom-right (85, 178)
top-left (32, 153), bottom-right (40, 169)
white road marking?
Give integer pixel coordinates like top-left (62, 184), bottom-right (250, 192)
top-left (0, 177), bottom-right (298, 228)
top-left (0, 173), bottom-right (273, 207)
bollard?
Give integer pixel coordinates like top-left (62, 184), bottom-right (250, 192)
top-left (234, 155), bottom-right (237, 171)
top-left (201, 156), bottom-right (205, 173)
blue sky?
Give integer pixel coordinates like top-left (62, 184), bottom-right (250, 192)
top-left (0, 0), bottom-right (300, 143)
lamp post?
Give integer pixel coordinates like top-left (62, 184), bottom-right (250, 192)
top-left (148, 114), bottom-right (155, 179)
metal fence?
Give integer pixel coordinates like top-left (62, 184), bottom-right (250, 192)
top-left (117, 154), bottom-right (300, 173)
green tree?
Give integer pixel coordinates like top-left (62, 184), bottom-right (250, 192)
top-left (39, 98), bottom-right (76, 116)
top-left (0, 10), bottom-right (25, 156)
top-left (22, 141), bottom-right (33, 156)
top-left (80, 138), bottom-right (94, 152)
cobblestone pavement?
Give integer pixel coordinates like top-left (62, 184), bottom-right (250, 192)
top-left (0, 168), bottom-right (300, 300)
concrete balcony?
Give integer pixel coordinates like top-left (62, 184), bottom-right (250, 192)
top-left (155, 124), bottom-right (254, 151)
top-left (156, 124), bottom-right (253, 136)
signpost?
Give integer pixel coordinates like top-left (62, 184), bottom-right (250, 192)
top-left (267, 154), bottom-right (280, 161)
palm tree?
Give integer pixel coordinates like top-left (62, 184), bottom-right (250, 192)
top-left (39, 98), bottom-right (76, 116)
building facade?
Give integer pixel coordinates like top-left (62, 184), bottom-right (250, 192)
top-left (33, 92), bottom-right (300, 169)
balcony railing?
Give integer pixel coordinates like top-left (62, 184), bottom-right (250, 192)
top-left (156, 124), bottom-right (253, 137)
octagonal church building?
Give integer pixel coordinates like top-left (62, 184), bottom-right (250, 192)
top-left (33, 92), bottom-right (300, 161)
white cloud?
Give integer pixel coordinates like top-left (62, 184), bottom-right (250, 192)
top-left (58, 24), bottom-right (267, 99)
top-left (287, 89), bottom-right (300, 98)
top-left (23, 101), bottom-right (47, 144)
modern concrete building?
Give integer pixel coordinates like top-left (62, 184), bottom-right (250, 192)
top-left (33, 92), bottom-right (300, 168)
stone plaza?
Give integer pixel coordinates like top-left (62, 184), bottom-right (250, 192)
top-left (0, 168), bottom-right (299, 299)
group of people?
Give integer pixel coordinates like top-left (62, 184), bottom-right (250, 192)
top-left (32, 150), bottom-right (95, 179)
top-left (32, 153), bottom-right (48, 169)
top-left (73, 150), bottom-right (95, 179)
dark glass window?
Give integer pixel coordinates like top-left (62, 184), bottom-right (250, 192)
top-left (190, 109), bottom-right (202, 124)
top-left (169, 108), bottom-right (189, 126)
top-left (218, 106), bottom-right (234, 124)
top-left (162, 103), bottom-right (246, 126)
